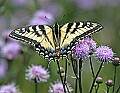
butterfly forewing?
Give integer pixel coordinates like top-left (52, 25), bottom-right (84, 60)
top-left (9, 25), bottom-right (55, 50)
top-left (59, 22), bottom-right (103, 47)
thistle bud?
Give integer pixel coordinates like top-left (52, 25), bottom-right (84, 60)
top-left (105, 79), bottom-right (114, 87)
top-left (96, 77), bottom-right (103, 84)
top-left (112, 57), bottom-right (120, 66)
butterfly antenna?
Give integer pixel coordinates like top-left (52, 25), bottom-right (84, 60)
top-left (57, 12), bottom-right (71, 23)
top-left (45, 16), bottom-right (54, 23)
top-left (58, 14), bottom-right (66, 22)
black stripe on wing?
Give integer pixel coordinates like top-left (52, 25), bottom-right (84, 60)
top-left (61, 23), bottom-right (73, 45)
top-left (70, 22), bottom-right (103, 47)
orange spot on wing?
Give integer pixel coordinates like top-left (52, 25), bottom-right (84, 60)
top-left (56, 51), bottom-right (60, 56)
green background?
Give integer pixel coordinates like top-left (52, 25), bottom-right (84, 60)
top-left (0, 0), bottom-right (120, 93)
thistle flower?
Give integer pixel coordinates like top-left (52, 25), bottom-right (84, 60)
top-left (95, 46), bottom-right (114, 62)
top-left (73, 43), bottom-right (90, 58)
top-left (81, 37), bottom-right (97, 52)
top-left (48, 81), bottom-right (73, 93)
top-left (25, 65), bottom-right (50, 83)
top-left (2, 42), bottom-right (21, 60)
top-left (0, 83), bottom-right (21, 93)
top-left (29, 10), bottom-right (54, 25)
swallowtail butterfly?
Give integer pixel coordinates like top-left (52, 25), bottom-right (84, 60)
top-left (9, 22), bottom-right (103, 61)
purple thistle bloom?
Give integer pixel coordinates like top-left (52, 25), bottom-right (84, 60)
top-left (0, 83), bottom-right (21, 93)
top-left (0, 60), bottom-right (8, 78)
top-left (2, 42), bottom-right (21, 60)
top-left (81, 37), bottom-right (97, 52)
top-left (73, 43), bottom-right (90, 58)
top-left (95, 46), bottom-right (114, 62)
top-left (29, 10), bottom-right (54, 25)
top-left (25, 65), bottom-right (50, 83)
top-left (49, 81), bottom-right (73, 93)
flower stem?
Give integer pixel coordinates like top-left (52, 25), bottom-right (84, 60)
top-left (70, 55), bottom-right (79, 79)
top-left (75, 78), bottom-right (78, 93)
top-left (35, 82), bottom-right (38, 93)
top-left (64, 59), bottom-right (67, 84)
top-left (78, 58), bottom-right (82, 93)
top-left (75, 57), bottom-right (78, 93)
top-left (106, 86), bottom-right (110, 93)
top-left (89, 56), bottom-right (95, 78)
top-left (56, 60), bottom-right (66, 93)
top-left (112, 66), bottom-right (117, 93)
top-left (95, 84), bottom-right (99, 93)
top-left (89, 62), bottom-right (103, 93)
top-left (64, 59), bottom-right (70, 93)
top-left (116, 85), bottom-right (120, 93)
top-left (34, 79), bottom-right (38, 93)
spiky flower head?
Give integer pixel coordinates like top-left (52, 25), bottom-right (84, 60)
top-left (2, 42), bottom-right (21, 60)
top-left (73, 43), bottom-right (90, 58)
top-left (81, 37), bottom-right (97, 52)
top-left (95, 46), bottom-right (114, 62)
top-left (48, 81), bottom-right (73, 93)
top-left (25, 65), bottom-right (50, 83)
top-left (0, 83), bottom-right (21, 93)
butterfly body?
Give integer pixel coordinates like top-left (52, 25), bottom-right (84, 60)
top-left (9, 21), bottom-right (103, 61)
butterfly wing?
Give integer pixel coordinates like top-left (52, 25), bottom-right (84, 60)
top-left (59, 22), bottom-right (103, 48)
top-left (9, 25), bottom-right (55, 55)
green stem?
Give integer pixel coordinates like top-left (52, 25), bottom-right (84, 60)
top-left (75, 58), bottom-right (78, 93)
top-left (75, 78), bottom-right (78, 93)
top-left (78, 58), bottom-right (82, 93)
top-left (64, 59), bottom-right (70, 93)
top-left (116, 85), bottom-right (120, 93)
top-left (56, 60), bottom-right (66, 93)
top-left (64, 59), bottom-right (67, 84)
top-left (106, 86), bottom-right (110, 93)
top-left (95, 84), bottom-right (99, 93)
top-left (89, 62), bottom-right (103, 93)
top-left (35, 81), bottom-right (38, 93)
top-left (89, 56), bottom-right (95, 78)
top-left (70, 55), bottom-right (79, 79)
top-left (112, 66), bottom-right (117, 93)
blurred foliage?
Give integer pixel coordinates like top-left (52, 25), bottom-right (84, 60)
top-left (0, 0), bottom-right (120, 93)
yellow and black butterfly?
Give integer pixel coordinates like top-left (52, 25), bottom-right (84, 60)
top-left (9, 22), bottom-right (103, 61)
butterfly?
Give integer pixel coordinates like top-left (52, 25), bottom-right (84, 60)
top-left (9, 21), bottom-right (103, 61)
